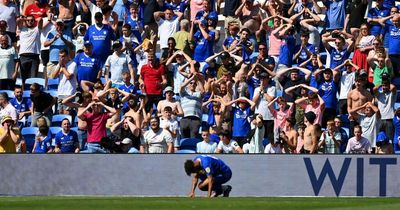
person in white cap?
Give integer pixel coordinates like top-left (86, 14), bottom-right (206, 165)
top-left (157, 86), bottom-right (183, 118)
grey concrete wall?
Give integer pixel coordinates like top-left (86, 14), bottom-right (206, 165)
top-left (0, 154), bottom-right (399, 197)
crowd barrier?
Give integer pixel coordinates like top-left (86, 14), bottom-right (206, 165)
top-left (0, 154), bottom-right (399, 197)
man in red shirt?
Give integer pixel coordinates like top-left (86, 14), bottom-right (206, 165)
top-left (77, 101), bottom-right (116, 153)
top-left (139, 52), bottom-right (167, 113)
top-left (24, 0), bottom-right (48, 21)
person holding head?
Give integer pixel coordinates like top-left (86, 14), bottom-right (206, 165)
top-left (189, 17), bottom-right (215, 62)
top-left (185, 155), bottom-right (232, 198)
top-left (77, 100), bottom-right (117, 153)
top-left (0, 115), bottom-right (21, 153)
top-left (277, 67), bottom-right (312, 103)
top-left (140, 116), bottom-right (173, 153)
top-left (0, 34), bottom-right (18, 90)
top-left (385, 14), bottom-right (400, 76)
top-left (374, 79), bottom-right (396, 145)
top-left (180, 73), bottom-right (204, 139)
top-left (229, 27), bottom-right (253, 64)
top-left (303, 111), bottom-right (318, 154)
top-left (294, 31), bottom-right (316, 67)
top-left (322, 30), bottom-right (354, 71)
top-left (295, 86), bottom-right (325, 125)
top-left (368, 52), bottom-right (393, 85)
top-left (318, 120), bottom-right (341, 154)
top-left (334, 59), bottom-right (359, 115)
top-left (157, 86), bottom-right (183, 118)
top-left (51, 49), bottom-right (77, 115)
top-left (215, 130), bottom-right (244, 154)
top-left (54, 118), bottom-right (80, 153)
top-left (110, 116), bottom-right (141, 153)
top-left (154, 8), bottom-right (183, 50)
top-left (84, 12), bottom-right (116, 66)
top-left (349, 101), bottom-right (381, 149)
top-left (345, 125), bottom-right (372, 154)
top-left (351, 23), bottom-right (375, 78)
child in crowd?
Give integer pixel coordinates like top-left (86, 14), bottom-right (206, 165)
top-left (159, 106), bottom-right (179, 150)
top-left (32, 126), bottom-right (52, 153)
top-left (196, 128), bottom-right (217, 153)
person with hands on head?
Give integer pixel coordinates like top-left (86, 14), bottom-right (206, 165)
top-left (0, 115), bottom-right (21, 153)
top-left (321, 30), bottom-right (354, 71)
top-left (78, 100), bottom-right (117, 153)
top-left (110, 116), bottom-right (141, 153)
top-left (189, 17), bottom-right (215, 62)
top-left (295, 84), bottom-right (325, 125)
top-left (349, 101), bottom-right (381, 149)
top-left (368, 52), bottom-right (393, 86)
top-left (185, 155), bottom-right (232, 198)
top-left (334, 59), bottom-right (359, 115)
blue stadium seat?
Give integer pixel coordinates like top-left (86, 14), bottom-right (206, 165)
top-left (49, 127), bottom-right (62, 139)
top-left (47, 78), bottom-right (60, 90)
top-left (23, 90), bottom-right (31, 99)
top-left (179, 138), bottom-right (201, 151)
top-left (176, 149), bottom-right (196, 154)
top-left (342, 127), bottom-right (350, 138)
top-left (395, 103), bottom-right (400, 110)
top-left (25, 116), bottom-right (32, 127)
top-left (262, 138), bottom-right (269, 147)
top-left (1, 90), bottom-right (15, 98)
top-left (71, 127), bottom-right (79, 133)
top-left (46, 90), bottom-right (58, 97)
top-left (51, 114), bottom-right (72, 127)
top-left (21, 127), bottom-right (39, 153)
top-left (393, 77), bottom-right (400, 89)
top-left (25, 78), bottom-right (45, 90)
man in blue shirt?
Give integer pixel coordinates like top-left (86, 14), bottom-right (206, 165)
top-left (185, 155), bottom-right (232, 198)
top-left (84, 12), bottom-right (116, 66)
top-left (54, 118), bottom-right (80, 153)
top-left (191, 19), bottom-right (215, 62)
top-left (10, 86), bottom-right (31, 127)
top-left (387, 15), bottom-right (400, 77)
top-left (74, 41), bottom-right (102, 89)
top-left (367, 0), bottom-right (390, 36)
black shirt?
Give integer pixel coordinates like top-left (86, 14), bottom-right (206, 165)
top-left (31, 92), bottom-right (54, 113)
top-left (223, 0), bottom-right (241, 17)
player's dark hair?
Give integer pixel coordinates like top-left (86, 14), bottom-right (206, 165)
top-left (184, 160), bottom-right (195, 176)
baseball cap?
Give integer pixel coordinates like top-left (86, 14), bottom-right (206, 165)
top-left (208, 13), bottom-right (218, 21)
top-left (164, 86), bottom-right (173, 93)
top-left (121, 138), bottom-right (133, 145)
top-left (84, 40), bottom-right (93, 47)
top-left (1, 115), bottom-right (13, 125)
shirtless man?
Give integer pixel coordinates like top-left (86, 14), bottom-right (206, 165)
top-left (235, 0), bottom-right (261, 34)
top-left (157, 86), bottom-right (183, 119)
top-left (281, 118), bottom-right (298, 153)
top-left (303, 111), bottom-right (318, 154)
top-left (62, 91), bottom-right (93, 150)
top-left (347, 72), bottom-right (373, 137)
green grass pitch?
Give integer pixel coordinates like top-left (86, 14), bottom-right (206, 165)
top-left (1, 197), bottom-right (400, 210)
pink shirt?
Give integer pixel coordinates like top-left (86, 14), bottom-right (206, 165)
top-left (83, 112), bottom-right (110, 143)
top-left (190, 0), bottom-right (204, 21)
top-left (305, 104), bottom-right (323, 125)
top-left (271, 106), bottom-right (293, 131)
top-left (268, 28), bottom-right (282, 56)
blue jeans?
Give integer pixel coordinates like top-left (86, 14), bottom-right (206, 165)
top-left (80, 143), bottom-right (108, 153)
top-left (77, 129), bottom-right (87, 150)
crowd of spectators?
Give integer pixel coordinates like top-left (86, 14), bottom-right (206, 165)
top-left (1, 0), bottom-right (400, 154)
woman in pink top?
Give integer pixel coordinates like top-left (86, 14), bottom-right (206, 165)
top-left (295, 85), bottom-right (325, 125)
top-left (268, 96), bottom-right (294, 132)
top-left (190, 0), bottom-right (206, 21)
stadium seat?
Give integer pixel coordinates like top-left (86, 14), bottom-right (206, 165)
top-left (49, 127), bottom-right (62, 139)
top-left (23, 90), bottom-right (31, 99)
top-left (342, 127), bottom-right (350, 138)
top-left (395, 103), bottom-right (400, 110)
top-left (47, 78), bottom-right (60, 90)
top-left (25, 116), bottom-right (32, 127)
top-left (21, 127), bottom-right (39, 153)
top-left (71, 127), bottom-right (79, 133)
top-left (46, 90), bottom-right (58, 97)
top-left (51, 114), bottom-right (72, 127)
top-left (0, 90), bottom-right (15, 99)
top-left (25, 78), bottom-right (45, 90)
top-left (179, 138), bottom-right (201, 151)
top-left (176, 149), bottom-right (196, 154)
top-left (262, 138), bottom-right (269, 147)
top-left (393, 77), bottom-right (400, 90)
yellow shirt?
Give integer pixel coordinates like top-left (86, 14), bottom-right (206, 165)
top-left (0, 127), bottom-right (19, 153)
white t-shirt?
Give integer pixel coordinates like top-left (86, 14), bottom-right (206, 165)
top-left (196, 140), bottom-right (217, 153)
top-left (359, 113), bottom-right (380, 147)
top-left (376, 90), bottom-right (395, 120)
top-left (40, 18), bottom-right (54, 50)
top-left (0, 3), bottom-right (19, 33)
top-left (171, 62), bottom-right (189, 94)
top-left (105, 52), bottom-right (132, 86)
top-left (0, 103), bottom-right (18, 123)
top-left (217, 139), bottom-right (240, 154)
top-left (159, 117), bottom-right (179, 141)
top-left (157, 18), bottom-right (180, 49)
top-left (339, 70), bottom-right (355, 100)
top-left (0, 46), bottom-right (17, 79)
top-left (264, 143), bottom-right (282, 154)
top-left (254, 86), bottom-right (276, 120)
top-left (88, 3), bottom-right (102, 25)
top-left (19, 26), bottom-right (41, 54)
top-left (57, 61), bottom-right (77, 97)
top-left (141, 128), bottom-right (173, 153)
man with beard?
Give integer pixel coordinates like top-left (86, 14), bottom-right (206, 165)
top-left (140, 116), bottom-right (173, 153)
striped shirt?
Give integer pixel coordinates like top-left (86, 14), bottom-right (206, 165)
top-left (180, 88), bottom-right (202, 119)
